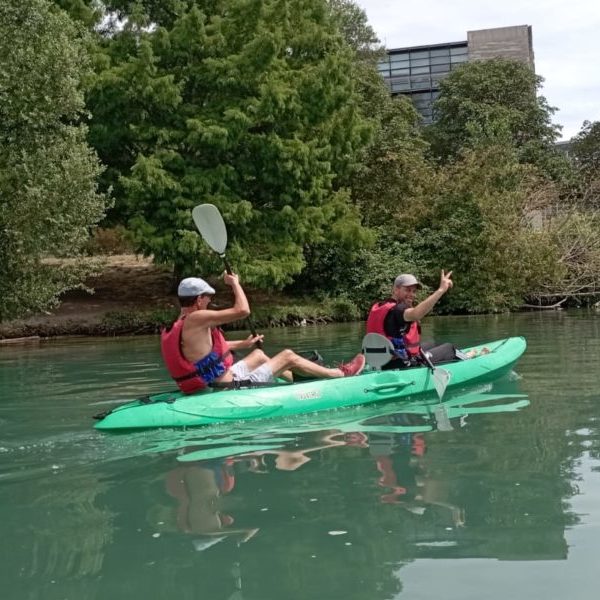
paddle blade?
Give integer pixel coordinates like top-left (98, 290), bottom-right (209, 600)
top-left (432, 367), bottom-right (452, 430)
top-left (432, 367), bottom-right (451, 400)
top-left (433, 404), bottom-right (453, 431)
top-left (192, 203), bottom-right (228, 254)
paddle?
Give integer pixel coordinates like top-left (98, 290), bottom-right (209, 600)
top-left (419, 350), bottom-right (452, 431)
top-left (420, 350), bottom-right (451, 401)
top-left (192, 203), bottom-right (263, 349)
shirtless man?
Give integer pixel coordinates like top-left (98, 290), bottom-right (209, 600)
top-left (161, 273), bottom-right (365, 394)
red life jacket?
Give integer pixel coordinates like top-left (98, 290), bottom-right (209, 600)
top-left (366, 301), bottom-right (421, 356)
top-left (160, 318), bottom-right (234, 394)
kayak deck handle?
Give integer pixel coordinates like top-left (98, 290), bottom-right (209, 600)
top-left (363, 381), bottom-right (414, 393)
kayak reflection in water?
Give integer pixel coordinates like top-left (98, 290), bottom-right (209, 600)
top-left (161, 272), bottom-right (365, 395)
top-left (240, 431), bottom-right (347, 472)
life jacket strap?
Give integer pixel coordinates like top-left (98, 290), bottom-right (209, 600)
top-left (173, 350), bottom-right (232, 382)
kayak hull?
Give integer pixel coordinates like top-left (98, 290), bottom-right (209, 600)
top-left (94, 337), bottom-right (526, 430)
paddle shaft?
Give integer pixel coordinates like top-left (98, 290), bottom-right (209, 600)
top-left (220, 253), bottom-right (316, 360)
top-left (421, 350), bottom-right (436, 372)
top-left (219, 253), bottom-right (263, 349)
top-left (191, 203), bottom-right (263, 350)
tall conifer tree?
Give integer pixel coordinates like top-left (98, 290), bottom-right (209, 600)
top-left (88, 0), bottom-right (371, 285)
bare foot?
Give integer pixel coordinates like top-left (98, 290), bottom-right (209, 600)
top-left (465, 347), bottom-right (491, 359)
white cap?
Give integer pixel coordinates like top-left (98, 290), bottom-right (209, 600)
top-left (177, 277), bottom-right (215, 297)
top-left (394, 274), bottom-right (422, 289)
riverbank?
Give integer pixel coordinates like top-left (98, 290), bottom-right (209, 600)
top-left (0, 255), bottom-right (359, 342)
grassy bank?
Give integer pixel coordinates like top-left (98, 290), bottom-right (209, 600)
top-left (0, 297), bottom-right (363, 341)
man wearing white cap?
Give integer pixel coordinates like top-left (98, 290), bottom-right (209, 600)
top-left (161, 272), bottom-right (365, 394)
top-left (366, 270), bottom-right (462, 369)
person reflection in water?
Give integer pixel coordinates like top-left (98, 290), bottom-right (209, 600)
top-left (164, 459), bottom-right (258, 549)
top-left (366, 429), bottom-right (465, 527)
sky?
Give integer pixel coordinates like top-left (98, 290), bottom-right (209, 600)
top-left (356, 0), bottom-right (600, 140)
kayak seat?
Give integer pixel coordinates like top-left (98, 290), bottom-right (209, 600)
top-left (362, 333), bottom-right (395, 370)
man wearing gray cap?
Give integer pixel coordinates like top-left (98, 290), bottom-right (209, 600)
top-left (366, 270), bottom-right (461, 369)
top-left (161, 272), bottom-right (365, 394)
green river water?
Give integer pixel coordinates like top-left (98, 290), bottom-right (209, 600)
top-left (1, 312), bottom-right (599, 599)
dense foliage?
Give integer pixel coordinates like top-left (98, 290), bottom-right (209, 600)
top-left (427, 58), bottom-right (571, 182)
top-left (4, 0), bottom-right (598, 319)
top-left (571, 120), bottom-right (600, 178)
top-left (402, 147), bottom-right (561, 312)
top-left (85, 0), bottom-right (372, 286)
top-left (0, 0), bottom-right (107, 321)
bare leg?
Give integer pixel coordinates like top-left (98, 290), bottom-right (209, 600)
top-left (240, 349), bottom-right (269, 370)
top-left (266, 349), bottom-right (345, 379)
top-left (233, 349), bottom-right (293, 381)
top-left (280, 369), bottom-right (294, 382)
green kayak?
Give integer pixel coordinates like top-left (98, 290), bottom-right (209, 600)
top-left (93, 337), bottom-right (526, 431)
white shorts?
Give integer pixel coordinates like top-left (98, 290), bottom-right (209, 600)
top-left (229, 360), bottom-right (274, 383)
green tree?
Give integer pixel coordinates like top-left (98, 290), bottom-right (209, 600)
top-left (400, 145), bottom-right (560, 313)
top-left (350, 68), bottom-right (432, 231)
top-left (325, 0), bottom-right (431, 231)
top-left (53, 0), bottom-right (103, 26)
top-left (571, 120), bottom-right (600, 177)
top-left (88, 0), bottom-right (371, 287)
top-left (427, 58), bottom-right (570, 181)
top-left (291, 0), bottom-right (433, 301)
top-left (0, 0), bottom-right (107, 321)
top-left (326, 0), bottom-right (382, 59)
top-left (103, 0), bottom-right (189, 28)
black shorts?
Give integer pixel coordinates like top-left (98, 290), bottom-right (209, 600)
top-left (422, 342), bottom-right (459, 365)
top-left (382, 342), bottom-right (459, 369)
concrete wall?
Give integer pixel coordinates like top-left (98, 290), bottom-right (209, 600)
top-left (468, 25), bottom-right (535, 70)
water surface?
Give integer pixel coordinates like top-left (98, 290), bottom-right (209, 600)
top-left (1, 312), bottom-right (599, 599)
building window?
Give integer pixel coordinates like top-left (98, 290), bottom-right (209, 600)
top-left (450, 46), bottom-right (468, 56)
top-left (390, 79), bottom-right (411, 92)
top-left (410, 76), bottom-right (431, 90)
top-left (390, 52), bottom-right (409, 62)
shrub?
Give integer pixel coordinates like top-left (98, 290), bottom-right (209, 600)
top-left (86, 226), bottom-right (135, 255)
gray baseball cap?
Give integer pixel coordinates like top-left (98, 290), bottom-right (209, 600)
top-left (177, 277), bottom-right (216, 297)
top-left (394, 274), bottom-right (422, 289)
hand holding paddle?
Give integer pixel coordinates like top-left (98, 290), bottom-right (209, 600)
top-left (192, 203), bottom-right (263, 349)
top-left (237, 334), bottom-right (265, 349)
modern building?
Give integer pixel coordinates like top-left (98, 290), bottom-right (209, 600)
top-left (378, 25), bottom-right (535, 123)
